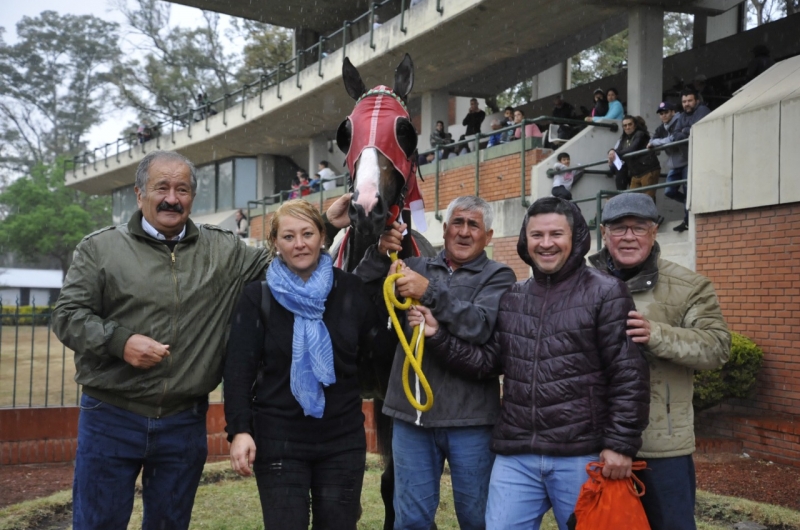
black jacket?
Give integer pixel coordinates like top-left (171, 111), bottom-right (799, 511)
top-left (427, 203), bottom-right (650, 457)
top-left (615, 129), bottom-right (661, 177)
top-left (223, 269), bottom-right (380, 443)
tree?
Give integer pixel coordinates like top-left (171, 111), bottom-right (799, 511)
top-left (0, 160), bottom-right (111, 277)
top-left (112, 0), bottom-right (292, 129)
top-left (0, 12), bottom-right (120, 175)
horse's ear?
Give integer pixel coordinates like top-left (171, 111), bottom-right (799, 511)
top-left (336, 119), bottom-right (352, 155)
top-left (396, 118), bottom-right (418, 158)
top-left (393, 54), bottom-right (414, 100)
top-left (342, 57), bottom-right (367, 101)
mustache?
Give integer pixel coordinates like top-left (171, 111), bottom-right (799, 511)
top-left (157, 201), bottom-right (184, 213)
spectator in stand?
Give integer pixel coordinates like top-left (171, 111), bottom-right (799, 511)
top-left (193, 93), bottom-right (205, 122)
top-left (462, 98), bottom-right (486, 137)
top-left (589, 193), bottom-right (730, 530)
top-left (552, 94), bottom-right (579, 140)
top-left (316, 161), bottom-right (336, 191)
top-left (687, 75), bottom-right (718, 109)
top-left (409, 197), bottom-right (650, 530)
top-left (203, 93), bottom-right (217, 116)
top-left (549, 152), bottom-right (584, 201)
top-left (298, 172), bottom-right (312, 197)
top-left (648, 102), bottom-right (688, 231)
top-left (588, 87), bottom-right (624, 122)
top-left (289, 177), bottom-right (301, 200)
top-left (746, 45), bottom-right (774, 82)
top-left (487, 119), bottom-right (505, 147)
top-left (224, 200), bottom-right (381, 529)
top-left (430, 120), bottom-right (454, 159)
top-left (667, 87), bottom-right (711, 233)
top-left (608, 115), bottom-right (661, 203)
top-left (584, 88), bottom-right (608, 121)
top-left (502, 106), bottom-right (516, 142)
top-left (511, 109), bottom-right (542, 141)
top-left (417, 151), bottom-right (436, 166)
top-left (235, 209), bottom-right (249, 239)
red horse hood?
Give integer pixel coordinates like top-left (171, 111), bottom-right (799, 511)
top-left (345, 86), bottom-right (422, 207)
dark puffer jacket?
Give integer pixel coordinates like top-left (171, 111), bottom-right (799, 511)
top-left (427, 201), bottom-right (650, 457)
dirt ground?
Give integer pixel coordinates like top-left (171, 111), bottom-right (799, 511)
top-left (1, 454), bottom-right (799, 512)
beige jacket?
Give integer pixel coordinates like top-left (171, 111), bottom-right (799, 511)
top-left (589, 244), bottom-right (731, 458)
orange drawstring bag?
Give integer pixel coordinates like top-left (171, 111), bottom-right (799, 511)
top-left (567, 461), bottom-right (651, 530)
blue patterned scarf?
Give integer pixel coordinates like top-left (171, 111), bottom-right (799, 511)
top-left (267, 253), bottom-right (335, 418)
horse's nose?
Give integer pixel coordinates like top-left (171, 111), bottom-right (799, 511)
top-left (353, 186), bottom-right (379, 215)
top-left (349, 190), bottom-right (387, 236)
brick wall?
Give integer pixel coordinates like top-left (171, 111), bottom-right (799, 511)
top-left (695, 203), bottom-right (800, 466)
top-left (0, 401), bottom-right (378, 465)
top-left (491, 236), bottom-right (529, 281)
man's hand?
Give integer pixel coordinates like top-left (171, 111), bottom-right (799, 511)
top-left (408, 305), bottom-right (439, 337)
top-left (229, 433), bottom-right (256, 477)
top-left (599, 449), bottom-right (633, 479)
top-left (391, 260), bottom-right (430, 300)
top-left (647, 142), bottom-right (654, 149)
top-left (325, 192), bottom-right (353, 229)
top-left (123, 334), bottom-right (170, 369)
top-left (626, 311), bottom-right (651, 344)
top-left (378, 222), bottom-right (406, 255)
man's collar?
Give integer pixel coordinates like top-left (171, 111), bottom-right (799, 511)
top-left (141, 215), bottom-right (186, 241)
top-left (128, 210), bottom-right (199, 243)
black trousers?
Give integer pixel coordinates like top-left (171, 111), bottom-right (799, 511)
top-left (253, 428), bottom-right (366, 530)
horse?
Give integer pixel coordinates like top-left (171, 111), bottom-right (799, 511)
top-left (333, 54), bottom-right (436, 530)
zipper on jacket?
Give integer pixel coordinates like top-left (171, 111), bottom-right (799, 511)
top-left (530, 276), bottom-right (550, 447)
top-left (157, 248), bottom-right (179, 410)
top-left (666, 382), bottom-right (673, 436)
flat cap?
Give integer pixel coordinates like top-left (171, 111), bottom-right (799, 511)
top-left (602, 193), bottom-right (659, 224)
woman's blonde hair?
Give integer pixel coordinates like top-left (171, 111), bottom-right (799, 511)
top-left (267, 199), bottom-right (327, 261)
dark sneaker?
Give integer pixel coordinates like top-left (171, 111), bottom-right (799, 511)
top-left (673, 222), bottom-right (688, 232)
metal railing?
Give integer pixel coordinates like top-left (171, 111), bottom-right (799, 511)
top-left (69, 0), bottom-right (436, 176)
top-left (547, 139), bottom-right (688, 177)
top-left (0, 298), bottom-right (224, 409)
top-left (419, 116), bottom-right (618, 221)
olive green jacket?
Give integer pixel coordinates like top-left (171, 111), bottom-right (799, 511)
top-left (589, 244), bottom-right (730, 458)
top-left (53, 210), bottom-right (268, 418)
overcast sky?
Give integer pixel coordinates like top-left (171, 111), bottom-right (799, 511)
top-left (1, 0), bottom-right (209, 147)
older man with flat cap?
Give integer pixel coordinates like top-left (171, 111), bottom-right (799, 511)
top-left (589, 193), bottom-right (731, 530)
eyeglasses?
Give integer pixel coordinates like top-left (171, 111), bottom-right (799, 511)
top-left (605, 224), bottom-right (653, 237)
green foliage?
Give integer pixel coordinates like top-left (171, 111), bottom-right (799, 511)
top-left (0, 11), bottom-right (120, 172)
top-left (0, 159), bottom-right (111, 276)
top-left (571, 30), bottom-right (629, 88)
top-left (693, 332), bottom-right (764, 411)
top-left (0, 305), bottom-right (54, 325)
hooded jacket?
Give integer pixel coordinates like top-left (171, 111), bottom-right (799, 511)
top-left (589, 244), bottom-right (730, 458)
top-left (53, 210), bottom-right (269, 418)
top-left (427, 202), bottom-right (650, 457)
top-left (650, 113), bottom-right (687, 170)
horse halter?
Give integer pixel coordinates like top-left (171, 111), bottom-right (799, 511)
top-left (343, 85), bottom-right (421, 226)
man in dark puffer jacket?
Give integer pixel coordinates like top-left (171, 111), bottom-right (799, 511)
top-left (410, 197), bottom-right (650, 530)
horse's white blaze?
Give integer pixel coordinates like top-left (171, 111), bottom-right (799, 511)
top-left (353, 147), bottom-right (381, 215)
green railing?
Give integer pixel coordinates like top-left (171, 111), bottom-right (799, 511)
top-left (421, 116), bottom-right (619, 221)
top-left (547, 139), bottom-right (688, 177)
top-left (68, 0), bottom-right (435, 176)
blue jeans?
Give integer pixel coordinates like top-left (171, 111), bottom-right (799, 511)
top-left (392, 419), bottom-right (494, 530)
top-left (73, 393), bottom-right (208, 530)
top-left (634, 455), bottom-right (697, 530)
top-left (665, 166), bottom-right (688, 223)
top-left (485, 453), bottom-right (598, 530)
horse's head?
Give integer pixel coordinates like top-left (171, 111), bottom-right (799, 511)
top-left (337, 54), bottom-right (418, 236)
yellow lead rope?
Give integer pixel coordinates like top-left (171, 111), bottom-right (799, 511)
top-left (383, 252), bottom-right (434, 412)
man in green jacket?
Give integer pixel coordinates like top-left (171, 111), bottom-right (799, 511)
top-left (53, 150), bottom-right (269, 530)
top-left (589, 193), bottom-right (731, 530)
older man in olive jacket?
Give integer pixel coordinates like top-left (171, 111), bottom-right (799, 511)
top-left (54, 151), bottom-right (270, 530)
top-left (589, 193), bottom-right (731, 530)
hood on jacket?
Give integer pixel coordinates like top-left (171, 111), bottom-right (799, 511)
top-left (516, 198), bottom-right (591, 282)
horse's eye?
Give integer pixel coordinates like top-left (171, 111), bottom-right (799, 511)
top-left (395, 118), bottom-right (417, 158)
top-left (336, 119), bottom-right (352, 155)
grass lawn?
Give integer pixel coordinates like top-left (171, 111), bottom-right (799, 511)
top-left (3, 454), bottom-right (800, 530)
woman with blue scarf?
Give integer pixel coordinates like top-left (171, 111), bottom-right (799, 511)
top-left (223, 200), bottom-right (379, 529)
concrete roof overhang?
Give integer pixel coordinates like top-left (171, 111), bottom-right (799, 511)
top-left (69, 0), bottom-right (748, 193)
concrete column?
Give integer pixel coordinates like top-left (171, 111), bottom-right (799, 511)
top-left (257, 154), bottom-right (276, 198)
top-left (530, 62), bottom-right (568, 102)
top-left (420, 91), bottom-right (450, 151)
top-left (308, 134), bottom-right (329, 178)
top-left (628, 6), bottom-right (664, 132)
